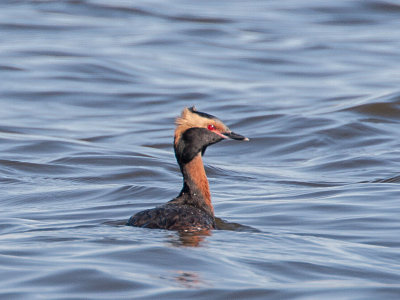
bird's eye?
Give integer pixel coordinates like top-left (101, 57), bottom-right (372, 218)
top-left (207, 124), bottom-right (216, 131)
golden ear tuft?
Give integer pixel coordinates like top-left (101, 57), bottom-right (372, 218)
top-left (178, 106), bottom-right (197, 122)
top-left (181, 107), bottom-right (190, 118)
top-left (176, 107), bottom-right (191, 126)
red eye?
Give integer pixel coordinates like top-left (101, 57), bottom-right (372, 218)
top-left (207, 124), bottom-right (215, 131)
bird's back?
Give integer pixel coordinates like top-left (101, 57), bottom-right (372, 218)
top-left (127, 203), bottom-right (215, 231)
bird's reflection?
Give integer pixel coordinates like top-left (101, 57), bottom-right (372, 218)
top-left (173, 271), bottom-right (204, 288)
top-left (166, 217), bottom-right (259, 247)
top-left (168, 229), bottom-right (212, 247)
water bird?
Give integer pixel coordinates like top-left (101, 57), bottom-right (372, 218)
top-left (127, 106), bottom-right (249, 232)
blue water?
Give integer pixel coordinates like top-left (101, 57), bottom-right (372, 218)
top-left (1, 0), bottom-right (400, 299)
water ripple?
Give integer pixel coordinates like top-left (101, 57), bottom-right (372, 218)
top-left (1, 0), bottom-right (400, 299)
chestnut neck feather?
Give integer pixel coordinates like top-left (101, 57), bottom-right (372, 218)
top-left (173, 153), bottom-right (214, 216)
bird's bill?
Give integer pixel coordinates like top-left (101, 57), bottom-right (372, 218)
top-left (222, 131), bottom-right (249, 141)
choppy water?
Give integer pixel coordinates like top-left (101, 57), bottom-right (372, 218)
top-left (1, 0), bottom-right (400, 299)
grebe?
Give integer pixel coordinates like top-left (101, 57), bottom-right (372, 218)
top-left (127, 106), bottom-right (249, 231)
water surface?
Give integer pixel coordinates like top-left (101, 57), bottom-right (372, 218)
top-left (1, 0), bottom-right (400, 299)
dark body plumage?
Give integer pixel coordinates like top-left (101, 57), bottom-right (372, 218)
top-left (127, 204), bottom-right (215, 231)
top-left (127, 107), bottom-right (248, 232)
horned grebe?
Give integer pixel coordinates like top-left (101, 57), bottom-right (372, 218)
top-left (127, 106), bottom-right (249, 231)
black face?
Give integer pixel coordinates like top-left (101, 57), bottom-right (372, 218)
top-left (175, 127), bottom-right (223, 164)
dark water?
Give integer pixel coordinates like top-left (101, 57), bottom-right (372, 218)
top-left (1, 0), bottom-right (400, 299)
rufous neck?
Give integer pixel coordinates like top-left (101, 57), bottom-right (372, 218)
top-left (179, 153), bottom-right (213, 215)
